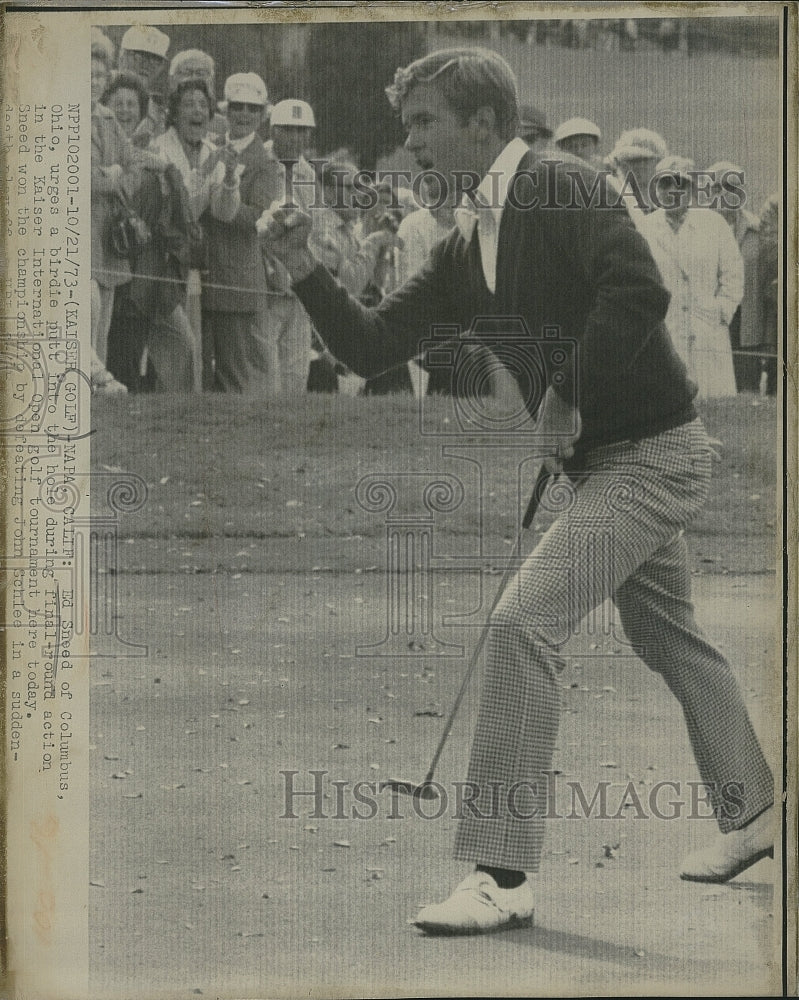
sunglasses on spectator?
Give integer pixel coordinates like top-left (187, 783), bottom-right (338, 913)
top-left (228, 101), bottom-right (263, 112)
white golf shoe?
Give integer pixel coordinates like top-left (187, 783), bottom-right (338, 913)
top-left (679, 807), bottom-right (775, 883)
top-left (411, 871), bottom-right (535, 935)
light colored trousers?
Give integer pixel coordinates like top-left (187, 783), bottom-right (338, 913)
top-left (261, 294), bottom-right (312, 397)
top-left (91, 279), bottom-right (116, 366)
top-left (453, 419), bottom-right (773, 871)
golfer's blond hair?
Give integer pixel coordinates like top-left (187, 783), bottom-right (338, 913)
top-left (386, 47), bottom-right (520, 142)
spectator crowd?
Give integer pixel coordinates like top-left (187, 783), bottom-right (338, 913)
top-left (91, 25), bottom-right (779, 401)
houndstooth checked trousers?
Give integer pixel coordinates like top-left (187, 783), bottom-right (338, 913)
top-left (453, 418), bottom-right (774, 871)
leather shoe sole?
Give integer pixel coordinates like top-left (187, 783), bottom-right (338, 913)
top-left (412, 912), bottom-right (534, 936)
top-left (680, 845), bottom-right (774, 884)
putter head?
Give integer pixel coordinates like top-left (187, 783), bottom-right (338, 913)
top-left (380, 779), bottom-right (439, 800)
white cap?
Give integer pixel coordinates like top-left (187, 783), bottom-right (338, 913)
top-left (270, 99), bottom-right (315, 128)
top-left (222, 72), bottom-right (268, 107)
top-left (654, 155), bottom-right (695, 183)
top-left (554, 117), bottom-right (601, 144)
top-left (608, 128), bottom-right (668, 165)
top-left (120, 25), bottom-right (170, 59)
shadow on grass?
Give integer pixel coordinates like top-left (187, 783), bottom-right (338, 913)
top-left (414, 921), bottom-right (686, 972)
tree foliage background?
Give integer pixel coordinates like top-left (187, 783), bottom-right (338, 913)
top-left (305, 21), bottom-right (426, 171)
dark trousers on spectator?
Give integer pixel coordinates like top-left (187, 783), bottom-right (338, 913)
top-left (107, 286), bottom-right (194, 393)
top-left (107, 283), bottom-right (151, 391)
top-left (729, 308), bottom-right (760, 393)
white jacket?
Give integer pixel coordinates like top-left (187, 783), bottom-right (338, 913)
top-left (639, 207), bottom-right (744, 398)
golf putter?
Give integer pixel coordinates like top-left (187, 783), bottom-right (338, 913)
top-left (381, 463), bottom-right (552, 800)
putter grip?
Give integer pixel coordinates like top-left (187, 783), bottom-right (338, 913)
top-left (522, 466), bottom-right (551, 529)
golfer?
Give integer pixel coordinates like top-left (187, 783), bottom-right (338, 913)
top-left (260, 48), bottom-right (774, 935)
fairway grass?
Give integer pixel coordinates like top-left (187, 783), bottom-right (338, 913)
top-left (93, 392), bottom-right (778, 574)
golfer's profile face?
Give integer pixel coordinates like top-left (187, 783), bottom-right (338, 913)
top-left (402, 81), bottom-right (481, 187)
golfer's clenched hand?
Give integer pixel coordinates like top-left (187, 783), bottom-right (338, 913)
top-left (257, 205), bottom-right (316, 283)
top-left (536, 386), bottom-right (582, 477)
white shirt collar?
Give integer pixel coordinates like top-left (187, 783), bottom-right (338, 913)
top-left (225, 131), bottom-right (256, 155)
top-left (454, 137), bottom-right (530, 240)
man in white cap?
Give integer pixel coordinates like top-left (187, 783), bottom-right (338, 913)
top-left (119, 25), bottom-right (171, 147)
top-left (266, 99), bottom-right (318, 209)
top-left (553, 117), bottom-right (602, 166)
top-left (606, 127), bottom-right (668, 223)
top-left (201, 73), bottom-right (275, 393)
top-left (260, 99), bottom-right (322, 395)
top-left (119, 24), bottom-right (170, 82)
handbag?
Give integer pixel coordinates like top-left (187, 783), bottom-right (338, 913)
top-left (108, 188), bottom-right (151, 258)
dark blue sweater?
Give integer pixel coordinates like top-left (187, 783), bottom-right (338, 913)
top-left (294, 153), bottom-right (697, 451)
